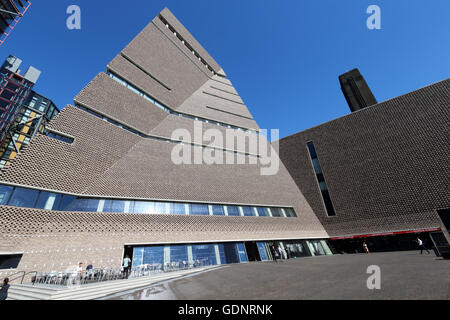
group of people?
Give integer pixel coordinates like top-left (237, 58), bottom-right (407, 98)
top-left (270, 245), bottom-right (291, 262)
top-left (361, 237), bottom-right (431, 255)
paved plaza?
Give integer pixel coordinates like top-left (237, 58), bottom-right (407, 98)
top-left (105, 251), bottom-right (450, 300)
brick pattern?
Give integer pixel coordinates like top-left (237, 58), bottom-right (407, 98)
top-left (0, 106), bottom-right (141, 194)
top-left (74, 72), bottom-right (169, 134)
top-left (0, 8), bottom-right (329, 273)
top-left (279, 78), bottom-right (450, 237)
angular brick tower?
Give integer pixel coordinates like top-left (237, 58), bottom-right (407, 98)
top-left (0, 8), bottom-right (329, 273)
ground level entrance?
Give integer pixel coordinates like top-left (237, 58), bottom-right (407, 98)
top-left (126, 239), bottom-right (333, 271)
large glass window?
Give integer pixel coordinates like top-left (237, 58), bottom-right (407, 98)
top-left (236, 243), bottom-right (248, 263)
top-left (132, 247), bottom-right (144, 268)
top-left (270, 207), bottom-right (283, 217)
top-left (212, 205), bottom-right (225, 216)
top-left (58, 195), bottom-right (77, 211)
top-left (241, 206), bottom-right (255, 217)
top-left (8, 187), bottom-right (39, 208)
top-left (226, 206), bottom-right (240, 216)
top-left (284, 208), bottom-right (297, 218)
top-left (170, 203), bottom-right (186, 215)
top-left (257, 242), bottom-right (269, 261)
top-left (35, 192), bottom-right (61, 210)
top-left (142, 246), bottom-right (164, 266)
top-left (134, 201), bottom-right (155, 214)
top-left (256, 207), bottom-right (269, 217)
top-left (170, 245), bottom-right (188, 265)
top-left (189, 204), bottom-right (209, 216)
top-left (0, 185), bottom-right (13, 205)
top-left (191, 244), bottom-right (217, 266)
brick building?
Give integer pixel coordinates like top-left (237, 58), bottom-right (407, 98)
top-left (0, 8), bottom-right (330, 273)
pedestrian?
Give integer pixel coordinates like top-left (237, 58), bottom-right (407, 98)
top-left (363, 241), bottom-right (370, 254)
top-left (123, 255), bottom-right (132, 278)
top-left (0, 278), bottom-right (10, 301)
top-left (417, 237), bottom-right (430, 254)
top-left (270, 246), bottom-right (279, 263)
top-left (86, 262), bottom-right (94, 280)
top-left (278, 245), bottom-right (284, 260)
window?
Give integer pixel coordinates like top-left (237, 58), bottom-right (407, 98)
top-left (35, 192), bottom-right (61, 210)
top-left (189, 204), bottom-right (209, 215)
top-left (284, 208), bottom-right (297, 218)
top-left (47, 132), bottom-right (74, 144)
top-left (0, 185), bottom-right (13, 205)
top-left (170, 203), bottom-right (186, 215)
top-left (0, 254), bottom-right (22, 270)
top-left (256, 207), bottom-right (269, 217)
top-left (8, 187), bottom-right (39, 208)
top-left (241, 206), bottom-right (255, 217)
top-left (270, 207), bottom-right (283, 217)
top-left (226, 206), bottom-right (240, 216)
top-left (307, 142), bottom-right (336, 217)
top-left (212, 205), bottom-right (225, 216)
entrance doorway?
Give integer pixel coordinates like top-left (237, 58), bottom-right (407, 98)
top-left (244, 242), bottom-right (261, 262)
top-left (123, 245), bottom-right (134, 266)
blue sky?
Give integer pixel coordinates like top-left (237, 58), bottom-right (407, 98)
top-left (2, 0), bottom-right (449, 138)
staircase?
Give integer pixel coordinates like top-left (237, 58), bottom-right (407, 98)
top-left (8, 266), bottom-right (221, 300)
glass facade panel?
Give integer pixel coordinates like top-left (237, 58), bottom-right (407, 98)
top-left (284, 208), bottom-right (297, 217)
top-left (236, 243), bottom-right (248, 263)
top-left (134, 201), bottom-right (155, 214)
top-left (132, 247), bottom-right (144, 268)
top-left (191, 244), bottom-right (217, 266)
top-left (270, 207), bottom-right (283, 217)
top-left (170, 203), bottom-right (186, 215)
top-left (154, 202), bottom-right (168, 214)
top-left (35, 192), bottom-right (61, 210)
top-left (142, 246), bottom-right (164, 267)
top-left (8, 187), bottom-right (39, 208)
top-left (189, 204), bottom-right (209, 216)
top-left (58, 195), bottom-right (77, 211)
top-left (226, 206), bottom-right (240, 216)
top-left (212, 205), bottom-right (225, 216)
top-left (241, 206), bottom-right (254, 217)
top-left (170, 245), bottom-right (189, 266)
top-left (0, 185), bottom-right (13, 205)
top-left (257, 242), bottom-right (269, 261)
top-left (256, 207), bottom-right (269, 217)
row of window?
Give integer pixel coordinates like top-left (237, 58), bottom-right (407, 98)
top-left (158, 15), bottom-right (217, 77)
top-left (74, 103), bottom-right (260, 158)
top-left (107, 71), bottom-right (258, 134)
top-left (307, 142), bottom-right (336, 217)
top-left (132, 239), bottom-right (332, 269)
top-left (0, 184), bottom-right (297, 218)
top-left (46, 131), bottom-right (74, 144)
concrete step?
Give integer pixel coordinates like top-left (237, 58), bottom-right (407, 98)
top-left (8, 266), bottom-right (220, 300)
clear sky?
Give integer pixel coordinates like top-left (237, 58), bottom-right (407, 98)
top-left (2, 0), bottom-right (449, 138)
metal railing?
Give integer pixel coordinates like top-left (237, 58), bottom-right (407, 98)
top-left (7, 271), bottom-right (38, 284)
top-left (29, 259), bottom-right (212, 287)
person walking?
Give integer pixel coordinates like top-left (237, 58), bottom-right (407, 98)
top-left (270, 245), bottom-right (279, 263)
top-left (123, 255), bottom-right (132, 278)
top-left (363, 241), bottom-right (370, 254)
top-left (417, 237), bottom-right (430, 254)
top-left (0, 278), bottom-right (10, 301)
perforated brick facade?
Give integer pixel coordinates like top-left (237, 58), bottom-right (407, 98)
top-left (0, 8), bottom-right (328, 273)
top-left (279, 79), bottom-right (450, 237)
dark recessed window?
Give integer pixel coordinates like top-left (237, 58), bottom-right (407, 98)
top-left (0, 254), bottom-right (23, 270)
top-left (307, 142), bottom-right (336, 217)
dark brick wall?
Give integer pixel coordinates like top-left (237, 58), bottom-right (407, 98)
top-left (279, 78), bottom-right (450, 237)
